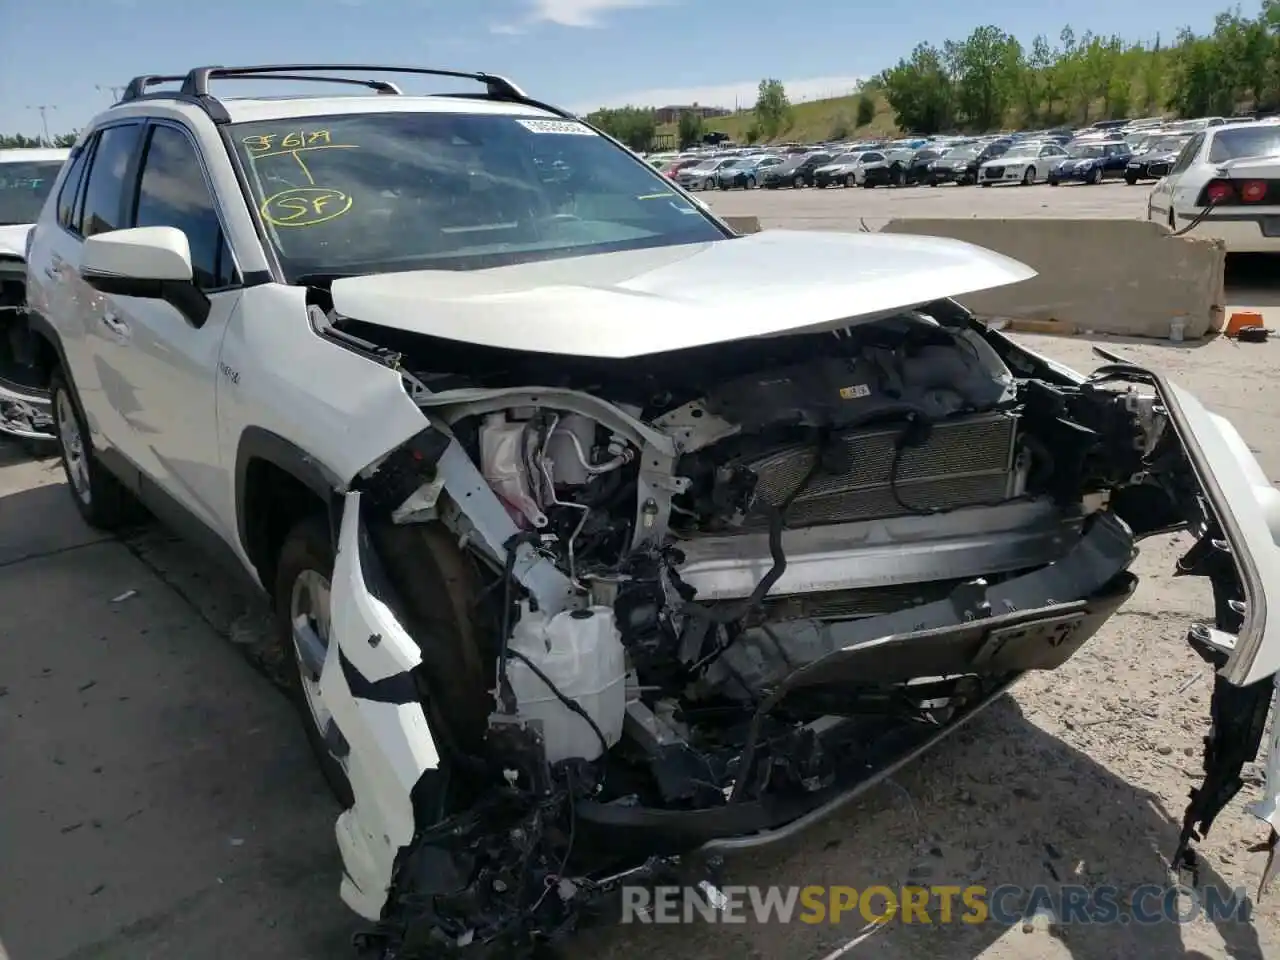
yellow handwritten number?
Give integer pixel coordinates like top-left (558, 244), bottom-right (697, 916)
top-left (245, 129), bottom-right (332, 154)
top-left (261, 187), bottom-right (353, 227)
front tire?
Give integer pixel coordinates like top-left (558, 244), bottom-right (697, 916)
top-left (1022, 166), bottom-right (1036, 185)
top-left (793, 175), bottom-right (805, 188)
top-left (1125, 174), bottom-right (1139, 185)
top-left (49, 369), bottom-right (144, 531)
top-left (275, 515), bottom-right (354, 808)
top-left (1088, 166), bottom-right (1103, 185)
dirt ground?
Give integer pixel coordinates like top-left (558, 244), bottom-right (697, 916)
top-left (3, 188), bottom-right (1280, 959)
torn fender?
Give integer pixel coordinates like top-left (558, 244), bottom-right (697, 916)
top-left (321, 491), bottom-right (440, 920)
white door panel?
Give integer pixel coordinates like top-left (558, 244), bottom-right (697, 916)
top-left (90, 290), bottom-right (240, 533)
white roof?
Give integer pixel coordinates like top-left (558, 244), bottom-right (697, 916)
top-left (92, 93), bottom-right (564, 129)
top-left (214, 95), bottom-right (559, 124)
top-left (0, 148), bottom-right (71, 164)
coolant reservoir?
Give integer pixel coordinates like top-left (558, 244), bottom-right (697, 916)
top-left (506, 603), bottom-right (626, 764)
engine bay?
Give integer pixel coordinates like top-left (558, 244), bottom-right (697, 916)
top-left (323, 298), bottom-right (1236, 958)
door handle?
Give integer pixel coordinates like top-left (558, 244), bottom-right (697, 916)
top-left (43, 265), bottom-right (57, 280)
top-left (101, 311), bottom-right (129, 336)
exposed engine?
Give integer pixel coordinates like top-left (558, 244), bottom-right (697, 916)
top-left (338, 300), bottom-right (1198, 958)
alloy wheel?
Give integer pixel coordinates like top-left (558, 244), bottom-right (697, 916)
top-left (55, 389), bottom-right (91, 506)
top-left (290, 569), bottom-right (343, 768)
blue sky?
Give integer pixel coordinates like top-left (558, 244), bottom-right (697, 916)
top-left (1, 0), bottom-right (1232, 137)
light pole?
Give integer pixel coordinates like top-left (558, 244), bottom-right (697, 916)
top-left (25, 104), bottom-right (56, 145)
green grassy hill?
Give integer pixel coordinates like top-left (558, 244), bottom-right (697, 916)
top-left (657, 91), bottom-right (901, 146)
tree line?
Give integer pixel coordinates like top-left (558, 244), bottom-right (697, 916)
top-left (0, 133), bottom-right (78, 148)
top-left (876, 2), bottom-right (1280, 133)
top-left (584, 2), bottom-right (1280, 147)
top-left (9, 7), bottom-right (1278, 156)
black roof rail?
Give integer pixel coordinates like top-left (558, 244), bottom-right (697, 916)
top-left (116, 63), bottom-right (546, 124)
top-left (179, 64), bottom-right (526, 100)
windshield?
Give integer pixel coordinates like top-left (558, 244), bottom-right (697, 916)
top-left (1150, 137), bottom-right (1191, 154)
top-left (1001, 147), bottom-right (1038, 160)
top-left (0, 160), bottom-right (63, 226)
top-left (831, 153), bottom-right (860, 164)
top-left (1066, 144), bottom-right (1107, 159)
top-left (230, 113), bottom-right (723, 278)
top-left (947, 146), bottom-right (979, 160)
top-left (1208, 127), bottom-right (1280, 163)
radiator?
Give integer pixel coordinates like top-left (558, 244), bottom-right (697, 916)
top-left (742, 411), bottom-right (1019, 527)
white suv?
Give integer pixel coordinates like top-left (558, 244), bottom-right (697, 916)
top-left (22, 64), bottom-right (1280, 958)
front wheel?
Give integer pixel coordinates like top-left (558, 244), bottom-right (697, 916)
top-left (1022, 166), bottom-right (1036, 185)
top-left (275, 515), bottom-right (354, 808)
top-left (1125, 174), bottom-right (1139, 185)
top-left (1088, 166), bottom-right (1104, 185)
top-left (746, 175), bottom-right (756, 189)
top-left (793, 176), bottom-right (805, 188)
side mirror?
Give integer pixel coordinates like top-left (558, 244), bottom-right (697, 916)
top-left (80, 227), bottom-right (209, 327)
top-left (82, 226), bottom-right (193, 283)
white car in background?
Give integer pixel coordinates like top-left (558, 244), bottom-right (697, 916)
top-left (978, 142), bottom-right (1068, 186)
top-left (1147, 121), bottom-right (1280, 252)
top-left (0, 146), bottom-right (71, 442)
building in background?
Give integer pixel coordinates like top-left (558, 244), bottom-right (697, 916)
top-left (653, 103), bottom-right (732, 125)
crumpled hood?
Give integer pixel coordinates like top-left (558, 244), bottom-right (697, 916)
top-left (0, 224), bottom-right (33, 260)
top-left (330, 229), bottom-right (1037, 359)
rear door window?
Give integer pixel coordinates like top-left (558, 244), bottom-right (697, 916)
top-left (1171, 134), bottom-right (1205, 174)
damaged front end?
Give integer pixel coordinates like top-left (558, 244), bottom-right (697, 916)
top-left (310, 301), bottom-right (1280, 957)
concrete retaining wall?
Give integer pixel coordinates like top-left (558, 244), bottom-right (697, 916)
top-left (879, 218), bottom-right (1227, 339)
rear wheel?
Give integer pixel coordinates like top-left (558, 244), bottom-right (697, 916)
top-left (49, 369), bottom-right (144, 531)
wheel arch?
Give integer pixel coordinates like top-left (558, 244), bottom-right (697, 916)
top-left (235, 426), bottom-right (345, 593)
top-left (19, 307), bottom-right (68, 388)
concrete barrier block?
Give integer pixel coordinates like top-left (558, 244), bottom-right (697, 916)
top-left (722, 215), bottom-right (762, 235)
top-left (879, 218), bottom-right (1227, 340)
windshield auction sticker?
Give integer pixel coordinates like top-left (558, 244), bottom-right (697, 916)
top-left (516, 119), bottom-right (596, 136)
